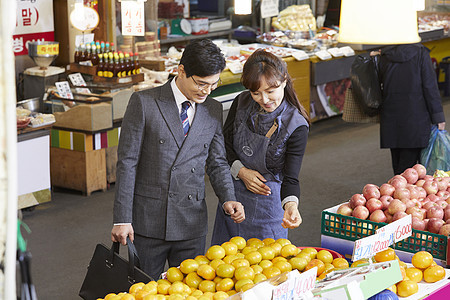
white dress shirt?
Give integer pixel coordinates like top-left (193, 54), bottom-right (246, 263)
top-left (171, 77), bottom-right (195, 124)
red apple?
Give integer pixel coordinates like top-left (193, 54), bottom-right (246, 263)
top-left (413, 164), bottom-right (427, 179)
top-left (337, 203), bottom-right (353, 216)
top-left (426, 194), bottom-right (441, 202)
top-left (380, 195), bottom-right (394, 210)
top-left (435, 177), bottom-right (449, 191)
top-left (436, 200), bottom-right (448, 209)
top-left (416, 186), bottom-right (427, 199)
top-left (401, 198), bottom-right (415, 209)
top-left (406, 185), bottom-right (419, 199)
top-left (402, 168), bottom-right (419, 184)
top-left (393, 211), bottom-right (408, 222)
top-left (423, 180), bottom-right (439, 195)
top-left (388, 199), bottom-right (407, 215)
top-left (424, 218), bottom-right (430, 229)
top-left (411, 198), bottom-right (422, 208)
top-left (444, 206), bottom-right (450, 221)
top-left (394, 188), bottom-right (411, 200)
top-left (427, 206), bottom-right (444, 220)
top-left (380, 184), bottom-right (395, 197)
top-left (349, 194), bottom-right (366, 209)
top-left (424, 175), bottom-right (434, 181)
top-left (384, 210), bottom-right (393, 223)
top-left (439, 224), bottom-right (450, 236)
top-left (362, 184), bottom-right (380, 200)
top-left (390, 178), bottom-right (408, 190)
top-left (427, 218), bottom-right (445, 234)
top-left (352, 205), bottom-right (369, 220)
top-left (416, 179), bottom-right (426, 187)
top-left (412, 216), bottom-right (426, 231)
top-left (423, 201), bottom-right (438, 210)
top-left (406, 206), bottom-right (425, 220)
top-left (366, 198), bottom-right (383, 213)
top-left (437, 190), bottom-right (450, 200)
top-left (370, 209), bottom-right (387, 223)
top-left (388, 175), bottom-right (408, 185)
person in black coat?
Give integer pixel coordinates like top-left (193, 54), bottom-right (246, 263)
top-left (372, 43), bottom-right (446, 175)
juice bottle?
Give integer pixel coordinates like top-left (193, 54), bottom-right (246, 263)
top-left (119, 52), bottom-right (126, 77)
top-left (134, 52), bottom-right (141, 74)
top-left (129, 52), bottom-right (135, 75)
top-left (97, 53), bottom-right (104, 77)
top-left (107, 52), bottom-right (114, 77)
top-left (124, 53), bottom-right (131, 76)
top-left (113, 52), bottom-right (121, 77)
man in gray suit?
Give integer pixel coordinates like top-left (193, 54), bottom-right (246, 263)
top-left (111, 39), bottom-right (245, 280)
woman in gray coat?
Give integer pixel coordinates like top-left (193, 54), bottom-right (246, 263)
top-left (374, 43), bottom-right (446, 174)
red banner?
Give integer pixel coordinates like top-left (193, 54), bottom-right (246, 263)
top-left (12, 31), bottom-right (55, 56)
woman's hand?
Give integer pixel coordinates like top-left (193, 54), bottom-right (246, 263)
top-left (238, 167), bottom-right (271, 196)
top-left (438, 122), bottom-right (446, 130)
top-left (282, 202), bottom-right (302, 229)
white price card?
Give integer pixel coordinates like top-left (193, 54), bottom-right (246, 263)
top-left (352, 234), bottom-right (378, 261)
top-left (272, 268), bottom-right (316, 300)
top-left (376, 214), bottom-right (412, 243)
top-left (121, 1), bottom-right (145, 36)
top-left (68, 73), bottom-right (90, 94)
top-left (55, 81), bottom-right (73, 99)
top-left (75, 33), bottom-right (94, 47)
top-left (261, 0), bottom-right (279, 19)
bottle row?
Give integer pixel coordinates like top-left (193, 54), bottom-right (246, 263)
top-left (96, 51), bottom-right (141, 78)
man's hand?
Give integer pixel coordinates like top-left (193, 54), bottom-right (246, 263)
top-left (223, 201), bottom-right (245, 223)
top-left (438, 122), bottom-right (446, 131)
top-left (282, 202), bottom-right (302, 229)
top-left (111, 224), bottom-right (134, 246)
top-left (238, 167), bottom-right (271, 196)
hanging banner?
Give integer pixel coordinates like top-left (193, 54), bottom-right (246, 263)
top-left (261, 0), bottom-right (279, 19)
top-left (13, 0), bottom-right (55, 56)
top-left (121, 1), bottom-right (145, 36)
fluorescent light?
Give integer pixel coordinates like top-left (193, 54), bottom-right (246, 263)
top-left (235, 0), bottom-right (252, 15)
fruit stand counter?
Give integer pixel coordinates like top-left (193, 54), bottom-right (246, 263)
top-left (17, 125), bottom-right (52, 209)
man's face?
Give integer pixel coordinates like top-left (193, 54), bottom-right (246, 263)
top-left (176, 64), bottom-right (221, 104)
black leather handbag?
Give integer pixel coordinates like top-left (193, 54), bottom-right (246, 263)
top-left (79, 237), bottom-right (153, 300)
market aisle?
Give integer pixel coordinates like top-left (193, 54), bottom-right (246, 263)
top-left (21, 98), bottom-right (449, 299)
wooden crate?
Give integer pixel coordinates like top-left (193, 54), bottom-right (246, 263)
top-left (50, 147), bottom-right (107, 196)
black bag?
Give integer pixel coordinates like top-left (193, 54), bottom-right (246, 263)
top-left (350, 55), bottom-right (383, 117)
top-left (79, 237), bottom-right (153, 300)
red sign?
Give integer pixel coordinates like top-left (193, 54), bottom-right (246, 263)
top-left (12, 31), bottom-right (55, 56)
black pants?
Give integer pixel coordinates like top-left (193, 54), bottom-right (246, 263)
top-left (390, 148), bottom-right (422, 175)
top-left (133, 234), bottom-right (206, 281)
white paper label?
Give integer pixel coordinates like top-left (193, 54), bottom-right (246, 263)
top-left (121, 1), bottom-right (145, 36)
top-left (261, 0), bottom-right (279, 19)
top-left (68, 73), bottom-right (90, 94)
top-left (55, 81), bottom-right (73, 99)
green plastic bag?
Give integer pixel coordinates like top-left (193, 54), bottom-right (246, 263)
top-left (420, 126), bottom-right (450, 175)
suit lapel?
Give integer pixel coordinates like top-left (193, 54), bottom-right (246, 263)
top-left (156, 80), bottom-right (185, 148)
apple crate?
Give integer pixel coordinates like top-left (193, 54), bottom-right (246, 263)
top-left (321, 204), bottom-right (450, 264)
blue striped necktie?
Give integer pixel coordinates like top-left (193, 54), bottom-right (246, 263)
top-left (180, 101), bottom-right (191, 137)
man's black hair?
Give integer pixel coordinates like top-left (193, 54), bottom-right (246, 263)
top-left (179, 39), bottom-right (226, 78)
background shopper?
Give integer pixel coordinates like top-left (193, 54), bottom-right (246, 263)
top-left (111, 39), bottom-right (245, 280)
top-left (212, 49), bottom-right (310, 245)
top-left (372, 43), bottom-right (446, 175)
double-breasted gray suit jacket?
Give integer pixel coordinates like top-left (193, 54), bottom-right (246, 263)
top-left (113, 79), bottom-right (236, 241)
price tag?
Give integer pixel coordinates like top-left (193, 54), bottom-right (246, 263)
top-left (37, 43), bottom-right (59, 56)
top-left (272, 268), bottom-right (316, 300)
top-left (352, 234), bottom-right (377, 261)
top-left (55, 81), bottom-right (74, 99)
top-left (376, 214), bottom-right (412, 243)
top-left (121, 1), bottom-right (145, 36)
top-left (68, 73), bottom-right (90, 94)
top-left (293, 267), bottom-right (317, 297)
top-left (75, 33), bottom-right (94, 47)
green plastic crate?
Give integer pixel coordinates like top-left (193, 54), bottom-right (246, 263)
top-left (321, 206), bottom-right (448, 262)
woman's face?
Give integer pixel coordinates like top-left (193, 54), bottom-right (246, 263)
top-left (249, 77), bottom-right (286, 113)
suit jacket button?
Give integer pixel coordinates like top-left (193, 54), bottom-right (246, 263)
top-left (172, 167), bottom-right (176, 171)
top-left (188, 194), bottom-right (193, 200)
top-left (159, 139), bottom-right (165, 144)
top-left (169, 193), bottom-right (174, 197)
top-left (191, 168), bottom-right (195, 173)
top-left (204, 143), bottom-right (208, 148)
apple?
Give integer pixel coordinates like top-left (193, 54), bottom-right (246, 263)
top-left (380, 184), bottom-right (395, 197)
top-left (388, 199), bottom-right (407, 215)
top-left (416, 186), bottom-right (427, 199)
top-left (423, 201), bottom-right (438, 210)
top-left (424, 175), bottom-right (434, 181)
top-left (349, 194), bottom-right (366, 209)
top-left (384, 210), bottom-right (393, 223)
top-left (423, 180), bottom-right (439, 195)
top-left (416, 179), bottom-right (426, 187)
top-left (406, 206), bottom-right (425, 220)
top-left (436, 200), bottom-right (448, 209)
top-left (439, 224), bottom-right (450, 236)
top-left (392, 211), bottom-right (408, 222)
top-left (437, 190), bottom-right (450, 200)
top-left (366, 198), bottom-right (383, 214)
top-left (380, 195), bottom-right (394, 210)
top-left (426, 194), bottom-right (441, 202)
top-left (413, 164), bottom-right (427, 179)
top-left (427, 218), bottom-right (445, 234)
top-left (362, 184), bottom-right (380, 200)
top-left (411, 216), bottom-right (426, 231)
top-left (352, 205), bottom-right (369, 220)
top-left (402, 168), bottom-right (419, 184)
top-left (406, 185), bottom-right (419, 199)
top-left (388, 175), bottom-right (407, 185)
top-left (435, 177), bottom-right (449, 191)
top-left (411, 198), bottom-right (422, 208)
top-left (370, 209), bottom-right (387, 223)
top-left (337, 203), bottom-right (353, 216)
top-left (390, 178), bottom-right (408, 190)
top-left (427, 206), bottom-right (444, 219)
top-left (424, 218), bottom-right (430, 230)
top-left (444, 206), bottom-right (450, 221)
top-left (394, 188), bottom-right (411, 200)
top-left (401, 198), bottom-right (415, 209)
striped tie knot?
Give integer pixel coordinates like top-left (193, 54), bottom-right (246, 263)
top-left (180, 101), bottom-right (191, 137)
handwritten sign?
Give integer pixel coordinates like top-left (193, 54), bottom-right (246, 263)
top-left (121, 1), bottom-right (145, 36)
top-left (55, 81), bottom-right (73, 99)
top-left (261, 0), bottom-right (279, 19)
top-left (272, 268), bottom-right (316, 300)
top-left (353, 215), bottom-right (412, 261)
top-left (68, 73), bottom-right (90, 94)
top-left (37, 43), bottom-right (59, 56)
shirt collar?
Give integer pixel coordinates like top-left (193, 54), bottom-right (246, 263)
top-left (171, 77), bottom-right (195, 109)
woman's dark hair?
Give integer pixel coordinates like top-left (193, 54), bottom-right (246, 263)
top-left (179, 39), bottom-right (226, 77)
top-left (241, 49), bottom-right (310, 125)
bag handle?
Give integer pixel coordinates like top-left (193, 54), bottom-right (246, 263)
top-left (107, 237), bottom-right (142, 283)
